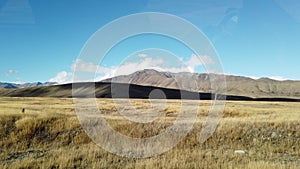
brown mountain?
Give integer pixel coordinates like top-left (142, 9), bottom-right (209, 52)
top-left (103, 69), bottom-right (300, 99)
top-left (0, 69), bottom-right (299, 101)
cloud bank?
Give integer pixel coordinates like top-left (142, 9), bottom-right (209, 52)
top-left (4, 69), bottom-right (18, 76)
top-left (49, 54), bottom-right (212, 84)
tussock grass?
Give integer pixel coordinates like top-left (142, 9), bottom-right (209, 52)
top-left (0, 97), bottom-right (299, 168)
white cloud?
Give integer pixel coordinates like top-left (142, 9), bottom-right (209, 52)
top-left (226, 73), bottom-right (289, 81)
top-left (154, 66), bottom-right (190, 73)
top-left (94, 73), bottom-right (113, 81)
top-left (243, 75), bottom-right (287, 81)
top-left (48, 59), bottom-right (111, 84)
top-left (110, 56), bottom-right (202, 76)
top-left (112, 57), bottom-right (165, 76)
top-left (269, 76), bottom-right (287, 81)
top-left (71, 59), bottom-right (110, 74)
top-left (48, 71), bottom-right (73, 84)
top-left (247, 76), bottom-right (260, 80)
top-left (4, 69), bottom-right (18, 76)
top-left (185, 54), bottom-right (214, 72)
top-left (138, 53), bottom-right (147, 58)
top-left (49, 54), bottom-right (215, 83)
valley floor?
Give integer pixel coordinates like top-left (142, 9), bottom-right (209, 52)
top-left (0, 97), bottom-right (299, 168)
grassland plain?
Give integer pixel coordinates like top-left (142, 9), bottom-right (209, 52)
top-left (0, 97), bottom-right (299, 169)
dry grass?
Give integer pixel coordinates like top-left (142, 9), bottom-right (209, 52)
top-left (0, 97), bottom-right (299, 168)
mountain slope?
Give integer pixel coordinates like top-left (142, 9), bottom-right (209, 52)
top-left (0, 82), bottom-right (210, 99)
top-left (1, 69), bottom-right (299, 100)
top-left (102, 69), bottom-right (300, 99)
top-left (0, 82), bottom-right (299, 102)
top-left (0, 82), bottom-right (57, 89)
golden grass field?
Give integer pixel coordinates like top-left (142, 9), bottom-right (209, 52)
top-left (0, 97), bottom-right (299, 169)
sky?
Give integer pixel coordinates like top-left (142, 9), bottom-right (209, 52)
top-left (0, 0), bottom-right (300, 83)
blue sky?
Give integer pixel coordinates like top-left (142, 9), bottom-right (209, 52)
top-left (0, 0), bottom-right (300, 83)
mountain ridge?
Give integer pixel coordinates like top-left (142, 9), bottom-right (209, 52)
top-left (0, 82), bottom-right (57, 89)
top-left (0, 82), bottom-right (299, 102)
top-left (102, 69), bottom-right (300, 98)
top-left (1, 69), bottom-right (300, 100)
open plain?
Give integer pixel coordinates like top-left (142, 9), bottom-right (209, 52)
top-left (0, 97), bottom-right (299, 168)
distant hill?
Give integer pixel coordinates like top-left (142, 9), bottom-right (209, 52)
top-left (103, 69), bottom-right (300, 99)
top-left (0, 82), bottom-right (57, 89)
top-left (0, 69), bottom-right (299, 101)
top-left (0, 82), bottom-right (299, 102)
top-left (0, 82), bottom-right (207, 99)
